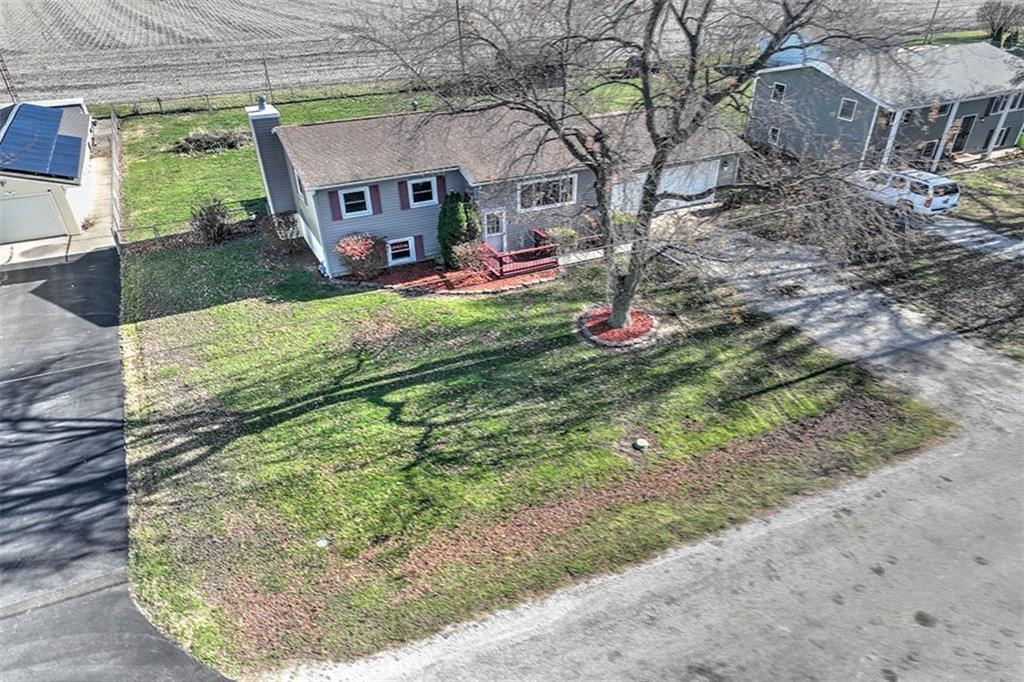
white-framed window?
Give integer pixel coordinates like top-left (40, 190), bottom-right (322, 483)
top-left (937, 103), bottom-right (951, 116)
top-left (386, 237), bottom-right (416, 266)
top-left (770, 82), bottom-right (786, 103)
top-left (768, 126), bottom-right (781, 145)
top-left (990, 95), bottom-right (1010, 115)
top-left (517, 174), bottom-right (577, 212)
top-left (920, 140), bottom-right (938, 158)
top-left (407, 177), bottom-right (438, 207)
top-left (838, 98), bottom-right (858, 121)
top-left (340, 186), bottom-right (372, 218)
top-left (1012, 92), bottom-right (1024, 110)
top-left (902, 110), bottom-right (914, 124)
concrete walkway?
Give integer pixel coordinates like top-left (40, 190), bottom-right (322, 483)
top-left (921, 216), bottom-right (1024, 264)
top-left (278, 228), bottom-right (1023, 682)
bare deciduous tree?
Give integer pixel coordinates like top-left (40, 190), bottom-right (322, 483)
top-left (977, 1), bottom-right (1024, 44)
top-left (352, 0), bottom-right (922, 328)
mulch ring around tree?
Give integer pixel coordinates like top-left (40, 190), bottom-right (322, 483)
top-left (577, 305), bottom-right (659, 348)
top-left (337, 261), bottom-right (560, 295)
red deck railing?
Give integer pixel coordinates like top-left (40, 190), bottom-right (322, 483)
top-left (482, 241), bottom-right (558, 279)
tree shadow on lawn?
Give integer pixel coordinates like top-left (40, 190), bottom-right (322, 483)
top-left (125, 299), bottom-right (853, 546)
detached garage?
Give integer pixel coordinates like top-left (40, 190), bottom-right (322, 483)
top-left (0, 100), bottom-right (93, 245)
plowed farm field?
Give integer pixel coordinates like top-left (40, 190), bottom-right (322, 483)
top-left (1, 0), bottom-right (983, 105)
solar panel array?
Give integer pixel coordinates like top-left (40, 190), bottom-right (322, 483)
top-left (0, 103), bottom-right (84, 180)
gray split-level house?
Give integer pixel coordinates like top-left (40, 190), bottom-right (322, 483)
top-left (247, 102), bottom-right (748, 276)
top-left (746, 42), bottom-right (1024, 170)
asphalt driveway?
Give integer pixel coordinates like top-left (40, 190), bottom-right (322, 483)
top-left (0, 249), bottom-right (224, 681)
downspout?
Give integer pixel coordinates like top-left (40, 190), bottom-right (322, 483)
top-left (880, 109), bottom-right (903, 168)
top-left (931, 101), bottom-right (960, 172)
top-left (859, 104), bottom-right (880, 169)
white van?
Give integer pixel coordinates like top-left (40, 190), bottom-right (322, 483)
top-left (848, 169), bottom-right (961, 216)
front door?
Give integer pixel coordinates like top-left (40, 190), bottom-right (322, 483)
top-left (951, 114), bottom-right (976, 153)
top-left (483, 209), bottom-right (506, 252)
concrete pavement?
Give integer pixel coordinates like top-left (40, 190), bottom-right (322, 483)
top-left (279, 228), bottom-right (1023, 682)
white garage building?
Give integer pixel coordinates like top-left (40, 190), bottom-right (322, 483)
top-left (0, 99), bottom-right (93, 245)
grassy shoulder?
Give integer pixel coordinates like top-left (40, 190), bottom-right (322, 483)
top-left (121, 236), bottom-right (951, 677)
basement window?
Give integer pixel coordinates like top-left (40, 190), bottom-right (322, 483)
top-left (768, 127), bottom-right (781, 145)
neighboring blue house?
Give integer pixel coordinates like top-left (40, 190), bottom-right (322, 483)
top-left (246, 101), bottom-right (748, 276)
top-left (746, 42), bottom-right (1024, 170)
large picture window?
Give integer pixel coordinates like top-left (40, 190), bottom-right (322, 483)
top-left (341, 187), bottom-right (372, 218)
top-left (518, 175), bottom-right (576, 212)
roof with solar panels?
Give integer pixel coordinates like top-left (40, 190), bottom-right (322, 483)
top-left (0, 99), bottom-right (91, 184)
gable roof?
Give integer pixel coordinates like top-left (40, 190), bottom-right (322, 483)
top-left (764, 43), bottom-right (1024, 110)
top-left (0, 101), bottom-right (91, 183)
top-left (275, 108), bottom-right (749, 189)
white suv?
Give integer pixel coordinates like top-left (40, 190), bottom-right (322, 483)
top-left (849, 169), bottom-right (961, 216)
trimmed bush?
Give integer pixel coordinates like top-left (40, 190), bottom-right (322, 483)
top-left (336, 233), bottom-right (387, 279)
top-left (437, 192), bottom-right (481, 267)
top-left (452, 241), bottom-right (487, 272)
top-left (543, 226), bottom-right (579, 253)
top-left (190, 197), bottom-right (232, 244)
top-left (261, 211), bottom-right (303, 255)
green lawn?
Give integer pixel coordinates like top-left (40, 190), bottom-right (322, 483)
top-left (122, 237), bottom-right (949, 677)
top-left (953, 164), bottom-right (1024, 240)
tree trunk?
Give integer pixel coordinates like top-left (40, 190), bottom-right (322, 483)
top-left (608, 284), bottom-right (633, 328)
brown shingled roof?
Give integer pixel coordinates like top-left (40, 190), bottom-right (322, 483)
top-left (275, 108), bottom-right (749, 189)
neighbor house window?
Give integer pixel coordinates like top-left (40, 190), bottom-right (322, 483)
top-left (517, 175), bottom-right (577, 211)
top-left (902, 111), bottom-right (914, 124)
top-left (989, 95), bottom-right (1009, 115)
top-left (768, 127), bottom-right (781, 145)
top-left (770, 82), bottom-right (786, 103)
top-left (995, 126), bottom-right (1011, 147)
top-left (386, 237), bottom-right (416, 265)
top-left (920, 140), bottom-right (938, 159)
top-left (937, 103), bottom-right (951, 116)
top-left (341, 187), bottom-right (372, 218)
top-left (407, 177), bottom-right (438, 207)
top-left (1012, 93), bottom-right (1024, 110)
top-left (838, 98), bottom-right (858, 121)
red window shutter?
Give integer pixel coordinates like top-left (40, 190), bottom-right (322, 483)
top-left (436, 175), bottom-right (447, 200)
top-left (328, 190), bottom-right (342, 220)
top-left (370, 185), bottom-right (382, 215)
top-left (414, 235), bottom-right (425, 261)
top-left (398, 180), bottom-right (409, 210)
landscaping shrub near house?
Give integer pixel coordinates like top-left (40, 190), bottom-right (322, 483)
top-left (543, 226), bottom-right (581, 253)
top-left (437, 192), bottom-right (481, 266)
top-left (189, 197), bottom-right (232, 244)
top-left (336, 233), bottom-right (387, 279)
top-left (260, 211), bottom-right (304, 255)
top-left (451, 241), bottom-right (487, 272)
top-left (171, 128), bottom-right (250, 155)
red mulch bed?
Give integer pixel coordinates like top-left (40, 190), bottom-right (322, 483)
top-left (584, 307), bottom-right (654, 343)
top-left (340, 261), bottom-right (558, 293)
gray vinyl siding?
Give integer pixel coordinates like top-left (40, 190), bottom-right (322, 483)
top-left (314, 170), bottom-right (468, 275)
top-left (250, 116), bottom-right (295, 213)
top-left (279, 153), bottom-right (324, 263)
top-left (747, 67), bottom-right (875, 165)
top-left (474, 169), bottom-right (598, 250)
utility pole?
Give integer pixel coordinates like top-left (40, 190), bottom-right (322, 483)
top-left (924, 0), bottom-right (941, 44)
top-left (0, 49), bottom-right (19, 103)
top-left (455, 0), bottom-right (467, 75)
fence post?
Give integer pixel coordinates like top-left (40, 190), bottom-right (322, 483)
top-left (156, 97), bottom-right (163, 113)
